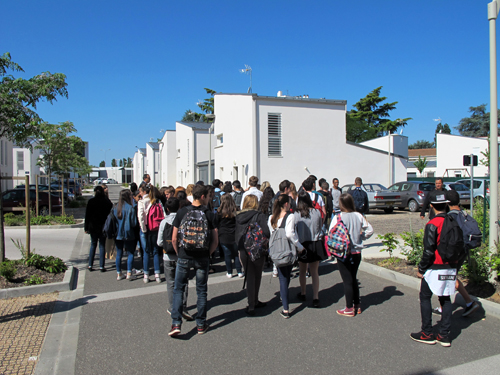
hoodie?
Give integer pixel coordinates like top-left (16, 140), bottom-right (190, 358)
top-left (235, 209), bottom-right (270, 249)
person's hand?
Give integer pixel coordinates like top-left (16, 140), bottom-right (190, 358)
top-left (417, 272), bottom-right (423, 278)
top-left (420, 216), bottom-right (425, 220)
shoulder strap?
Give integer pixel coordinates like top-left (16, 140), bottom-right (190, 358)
top-left (279, 212), bottom-right (290, 229)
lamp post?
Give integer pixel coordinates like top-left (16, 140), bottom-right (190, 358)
top-left (100, 148), bottom-right (110, 167)
top-left (488, 0), bottom-right (499, 281)
top-left (206, 114), bottom-right (215, 185)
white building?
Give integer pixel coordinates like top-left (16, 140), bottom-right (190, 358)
top-left (0, 138), bottom-right (14, 191)
top-left (406, 148), bottom-right (437, 178)
top-left (145, 142), bottom-right (160, 186)
top-left (132, 148), bottom-right (146, 185)
top-left (212, 93), bottom-right (408, 189)
top-left (158, 130), bottom-right (176, 186)
top-left (12, 145), bottom-right (45, 183)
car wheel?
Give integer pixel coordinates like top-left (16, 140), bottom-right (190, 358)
top-left (384, 208), bottom-right (394, 214)
top-left (408, 200), bottom-right (418, 212)
top-left (40, 206), bottom-right (49, 216)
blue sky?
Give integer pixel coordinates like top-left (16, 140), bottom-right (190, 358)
top-left (1, 1), bottom-right (496, 166)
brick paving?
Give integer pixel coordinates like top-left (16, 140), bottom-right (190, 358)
top-left (0, 293), bottom-right (58, 375)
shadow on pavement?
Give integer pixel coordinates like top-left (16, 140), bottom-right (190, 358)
top-left (361, 285), bottom-right (405, 312)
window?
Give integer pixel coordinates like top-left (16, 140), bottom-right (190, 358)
top-left (217, 134), bottom-right (223, 146)
top-left (17, 151), bottom-right (24, 171)
top-left (268, 113), bottom-right (282, 157)
top-left (402, 184), bottom-right (412, 192)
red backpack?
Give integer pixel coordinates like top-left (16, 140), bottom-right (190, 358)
top-left (312, 193), bottom-right (325, 220)
top-left (147, 203), bottom-right (164, 232)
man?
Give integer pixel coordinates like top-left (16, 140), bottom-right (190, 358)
top-left (420, 178), bottom-right (446, 220)
top-left (318, 181), bottom-right (333, 228)
top-left (303, 177), bottom-right (326, 219)
top-left (348, 177), bottom-right (369, 215)
top-left (240, 176), bottom-right (263, 209)
top-left (231, 180), bottom-right (244, 208)
top-left (331, 178), bottom-right (341, 215)
top-left (140, 174), bottom-right (151, 188)
top-left (169, 185), bottom-right (218, 337)
top-left (212, 179), bottom-right (224, 212)
top-left (410, 190), bottom-right (455, 347)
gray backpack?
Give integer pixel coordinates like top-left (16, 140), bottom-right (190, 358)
top-left (269, 213), bottom-right (297, 267)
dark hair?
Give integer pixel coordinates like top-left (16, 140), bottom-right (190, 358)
top-left (302, 177), bottom-right (314, 192)
top-left (223, 182), bottom-right (233, 194)
top-left (249, 176), bottom-right (259, 187)
top-left (166, 197), bottom-right (180, 213)
top-left (177, 190), bottom-right (191, 209)
top-left (218, 194), bottom-right (236, 218)
top-left (160, 186), bottom-right (168, 196)
top-left (271, 194), bottom-right (289, 229)
top-left (318, 178), bottom-right (326, 186)
top-left (140, 184), bottom-right (151, 195)
top-left (176, 191), bottom-right (187, 201)
top-left (94, 186), bottom-right (104, 196)
top-left (320, 181), bottom-right (329, 190)
top-left (309, 175), bottom-right (317, 181)
top-left (143, 174), bottom-right (150, 180)
top-left (174, 186), bottom-right (186, 198)
top-left (212, 179), bottom-right (222, 188)
top-left (297, 191), bottom-right (313, 217)
top-left (166, 186), bottom-right (175, 195)
top-left (355, 177), bottom-right (363, 185)
top-left (435, 178), bottom-right (443, 184)
top-left (279, 180), bottom-right (291, 193)
top-left (130, 182), bottom-right (138, 193)
top-left (258, 186), bottom-right (275, 214)
top-left (232, 180), bottom-right (241, 189)
top-left (446, 190), bottom-right (460, 206)
top-left (332, 178), bottom-right (339, 184)
top-left (149, 186), bottom-right (162, 205)
top-left (195, 180), bottom-right (205, 186)
top-left (192, 185), bottom-right (209, 201)
top-left (339, 193), bottom-right (355, 213)
top-left (117, 190), bottom-right (132, 219)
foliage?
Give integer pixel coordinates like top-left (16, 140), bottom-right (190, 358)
top-left (455, 104), bottom-right (500, 137)
top-left (471, 200), bottom-right (488, 239)
top-left (408, 140), bottom-right (434, 149)
top-left (122, 183), bottom-right (129, 187)
top-left (378, 257), bottom-right (402, 266)
top-left (119, 159), bottom-right (123, 167)
top-left (111, 158), bottom-right (117, 167)
top-left (435, 122), bottom-right (451, 135)
top-left (345, 114), bottom-right (377, 143)
top-left (0, 52), bottom-right (68, 149)
top-left (11, 239), bottom-right (67, 273)
top-left (460, 244), bottom-right (492, 284)
top-left (377, 233), bottom-right (398, 258)
top-left (413, 155), bottom-right (428, 174)
top-left (180, 88), bottom-right (216, 122)
top-left (400, 229), bottom-right (425, 265)
top-left (0, 260), bottom-right (15, 281)
top-left (24, 275), bottom-right (44, 285)
top-left (4, 212), bottom-right (76, 226)
top-left (99, 160), bottom-right (105, 167)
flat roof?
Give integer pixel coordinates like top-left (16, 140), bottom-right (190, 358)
top-left (215, 92), bottom-right (346, 105)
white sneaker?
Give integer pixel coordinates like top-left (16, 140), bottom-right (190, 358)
top-left (238, 273), bottom-right (244, 278)
top-left (143, 275), bottom-right (149, 284)
top-left (126, 273), bottom-right (135, 281)
top-left (117, 273), bottom-right (125, 281)
top-left (226, 273), bottom-right (233, 279)
top-left (155, 274), bottom-right (161, 283)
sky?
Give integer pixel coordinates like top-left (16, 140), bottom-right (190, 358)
top-left (1, 1), bottom-right (497, 166)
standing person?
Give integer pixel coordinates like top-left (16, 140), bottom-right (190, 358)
top-left (169, 185), bottom-right (218, 337)
top-left (268, 194), bottom-right (304, 319)
top-left (260, 181), bottom-right (271, 192)
top-left (241, 176), bottom-right (263, 209)
top-left (144, 186), bottom-right (165, 283)
top-left (420, 178), bottom-right (446, 220)
top-left (331, 178), bottom-right (341, 217)
top-left (212, 179), bottom-right (224, 213)
top-left (222, 181), bottom-right (233, 194)
top-left (186, 184), bottom-right (195, 203)
top-left (140, 174), bottom-right (151, 189)
top-left (333, 193), bottom-right (373, 317)
top-left (101, 183), bottom-right (109, 199)
top-left (115, 190), bottom-right (138, 280)
top-left (258, 186), bottom-right (275, 215)
top-left (348, 177), bottom-right (369, 215)
top-left (158, 197), bottom-right (193, 321)
top-left (410, 191), bottom-right (456, 347)
top-left (318, 181), bottom-right (333, 229)
top-left (217, 194), bottom-right (243, 278)
top-left (231, 180), bottom-right (244, 209)
top-left (137, 185), bottom-right (151, 281)
top-left (236, 195), bottom-right (270, 316)
top-left (289, 182), bottom-right (298, 203)
top-left (85, 186), bottom-right (112, 272)
top-left (268, 180), bottom-right (295, 215)
top-left (303, 177), bottom-right (326, 220)
top-left (295, 192), bottom-right (327, 307)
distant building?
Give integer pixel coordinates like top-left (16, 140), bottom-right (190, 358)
top-left (407, 148), bottom-right (437, 178)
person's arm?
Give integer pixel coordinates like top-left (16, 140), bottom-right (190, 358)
top-left (418, 223), bottom-right (437, 274)
top-left (363, 192), bottom-right (369, 214)
top-left (360, 214), bottom-right (374, 240)
top-left (84, 200), bottom-right (91, 233)
top-left (138, 201), bottom-right (147, 232)
top-left (172, 226), bottom-right (179, 254)
top-left (157, 219), bottom-right (167, 247)
top-left (285, 214), bottom-right (304, 251)
top-left (420, 193), bottom-right (430, 219)
top-left (259, 213), bottom-right (271, 238)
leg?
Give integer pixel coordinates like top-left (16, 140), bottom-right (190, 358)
top-left (148, 231), bottom-right (161, 275)
top-left (419, 278), bottom-right (434, 335)
top-left (98, 234), bottom-right (106, 269)
top-left (456, 279), bottom-right (473, 304)
top-left (220, 244), bottom-right (233, 274)
top-left (165, 260), bottom-right (176, 311)
top-left (125, 240), bottom-right (135, 273)
top-left (88, 233), bottom-right (98, 268)
top-left (241, 251), bottom-right (256, 310)
top-left (438, 295), bottom-right (452, 336)
top-left (277, 265), bottom-right (292, 311)
top-left (115, 240), bottom-right (124, 274)
top-left (350, 254), bottom-right (362, 305)
top-left (337, 258), bottom-right (354, 308)
top-left (298, 262), bottom-right (307, 296)
top-left (194, 258), bottom-right (210, 327)
top-left (252, 256), bottom-right (265, 306)
top-left (141, 231), bottom-right (150, 275)
top-left (309, 261), bottom-right (320, 300)
top-left (233, 244), bottom-right (243, 274)
top-left (171, 259), bottom-right (190, 326)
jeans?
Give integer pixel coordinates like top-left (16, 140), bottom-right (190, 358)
top-left (277, 265), bottom-right (293, 311)
top-left (220, 243), bottom-right (242, 274)
top-left (420, 278), bottom-right (452, 336)
top-left (165, 260), bottom-right (188, 312)
top-left (239, 250), bottom-right (265, 310)
top-left (144, 230), bottom-right (161, 275)
top-left (171, 257), bottom-right (209, 327)
top-left (88, 233), bottom-right (106, 269)
top-left (337, 253), bottom-right (362, 308)
top-left (115, 240), bottom-right (135, 273)
top-left (139, 230), bottom-right (147, 254)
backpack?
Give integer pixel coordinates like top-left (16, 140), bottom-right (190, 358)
top-left (437, 214), bottom-right (466, 263)
top-left (232, 191), bottom-right (243, 208)
top-left (351, 187), bottom-right (367, 213)
top-left (212, 191), bottom-right (222, 212)
top-left (178, 207), bottom-right (210, 251)
top-left (103, 206), bottom-right (118, 239)
top-left (326, 214), bottom-right (351, 260)
top-left (243, 214), bottom-right (269, 262)
top-left (147, 203), bottom-right (164, 232)
top-left (162, 221), bottom-right (175, 255)
top-left (269, 213), bottom-right (297, 267)
top-left (448, 210), bottom-right (482, 251)
top-left (312, 193), bottom-right (325, 220)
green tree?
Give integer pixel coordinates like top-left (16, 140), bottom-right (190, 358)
top-left (345, 115), bottom-right (377, 143)
top-left (99, 160), bottom-right (105, 167)
top-left (126, 157), bottom-right (132, 167)
top-left (119, 159), bottom-right (123, 167)
top-left (409, 140), bottom-right (434, 149)
top-left (180, 88), bottom-right (216, 122)
top-left (346, 86), bottom-right (411, 142)
top-left (413, 155), bottom-right (428, 175)
top-left (434, 122), bottom-right (451, 146)
top-left (456, 104), bottom-right (500, 137)
top-left (111, 158), bottom-right (117, 167)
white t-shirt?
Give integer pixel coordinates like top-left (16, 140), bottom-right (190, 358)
top-left (309, 192), bottom-right (324, 207)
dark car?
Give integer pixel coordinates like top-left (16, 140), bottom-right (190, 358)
top-left (388, 181), bottom-right (435, 212)
top-left (2, 189), bottom-right (62, 215)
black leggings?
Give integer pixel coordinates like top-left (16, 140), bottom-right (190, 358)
top-left (337, 253), bottom-right (362, 308)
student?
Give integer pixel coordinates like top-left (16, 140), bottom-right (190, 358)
top-left (236, 195), bottom-right (270, 315)
top-left (268, 194), bottom-right (304, 318)
top-left (318, 181), bottom-right (333, 229)
top-left (169, 185), bottom-right (218, 337)
top-left (241, 176), bottom-right (263, 209)
top-left (348, 177), bottom-right (369, 215)
top-left (114, 190), bottom-right (138, 280)
top-left (333, 193), bottom-right (373, 317)
top-left (158, 197), bottom-right (193, 321)
top-left (217, 194), bottom-right (243, 278)
top-left (137, 184), bottom-right (151, 276)
top-left (260, 181), bottom-right (271, 192)
top-left (186, 184), bottom-right (195, 203)
top-left (144, 186), bottom-right (165, 283)
top-left (258, 186), bottom-right (275, 215)
top-left (295, 191), bottom-right (327, 307)
top-left (331, 178), bottom-right (341, 216)
top-left (410, 190), bottom-right (456, 347)
top-left (302, 177), bottom-right (326, 220)
top-left (231, 180), bottom-right (244, 209)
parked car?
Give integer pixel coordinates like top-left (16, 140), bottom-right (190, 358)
top-left (341, 183), bottom-right (401, 213)
top-left (443, 182), bottom-right (471, 207)
top-left (51, 180), bottom-right (82, 196)
top-left (388, 181), bottom-right (435, 212)
top-left (2, 189), bottom-right (62, 215)
top-left (456, 178), bottom-right (490, 201)
top-left (101, 178), bottom-right (118, 184)
top-left (15, 184), bottom-right (75, 205)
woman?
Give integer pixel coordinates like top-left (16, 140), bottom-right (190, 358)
top-left (176, 191), bottom-right (191, 209)
top-left (115, 190), bottom-right (138, 280)
top-left (268, 194), bottom-right (304, 319)
top-left (218, 194), bottom-right (243, 278)
top-left (260, 181), bottom-right (271, 192)
top-left (258, 186), bottom-right (275, 215)
top-left (186, 184), bottom-right (195, 203)
top-left (331, 193), bottom-right (373, 317)
top-left (85, 186), bottom-right (112, 272)
top-left (144, 186), bottom-right (165, 283)
top-left (174, 186), bottom-right (186, 198)
top-left (294, 191), bottom-right (327, 307)
top-left (236, 195), bottom-right (270, 316)
top-left (289, 182), bottom-right (298, 202)
top-left (138, 184), bottom-right (151, 281)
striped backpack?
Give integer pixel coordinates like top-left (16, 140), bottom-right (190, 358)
top-left (326, 215), bottom-right (351, 260)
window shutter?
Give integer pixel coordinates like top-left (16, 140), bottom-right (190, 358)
top-left (268, 113), bottom-right (282, 156)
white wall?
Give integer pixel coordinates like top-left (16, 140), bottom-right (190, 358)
top-left (12, 146), bottom-right (43, 182)
top-left (159, 130), bottom-right (176, 186)
top-left (145, 143), bottom-right (159, 186)
top-left (175, 122), bottom-right (195, 186)
top-left (132, 149), bottom-right (145, 184)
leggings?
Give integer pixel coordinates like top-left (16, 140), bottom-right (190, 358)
top-left (277, 265), bottom-right (293, 311)
top-left (337, 253), bottom-right (362, 308)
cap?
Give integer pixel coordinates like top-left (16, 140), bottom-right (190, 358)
top-left (429, 190), bottom-right (449, 204)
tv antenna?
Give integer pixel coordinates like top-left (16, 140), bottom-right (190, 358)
top-left (240, 64), bottom-right (252, 93)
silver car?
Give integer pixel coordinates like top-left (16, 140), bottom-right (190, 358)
top-left (443, 183), bottom-right (471, 207)
top-left (456, 178), bottom-right (490, 201)
top-left (341, 183), bottom-right (402, 213)
top-left (388, 181), bottom-right (435, 212)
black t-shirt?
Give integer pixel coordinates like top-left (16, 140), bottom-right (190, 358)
top-left (173, 204), bottom-right (216, 259)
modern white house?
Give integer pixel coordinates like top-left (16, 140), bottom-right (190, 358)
top-left (212, 93), bottom-right (408, 190)
top-left (158, 130), bottom-right (176, 187)
top-left (132, 147), bottom-right (146, 184)
top-left (145, 142), bottom-right (160, 187)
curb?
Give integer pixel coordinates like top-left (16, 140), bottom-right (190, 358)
top-left (360, 260), bottom-right (500, 320)
top-left (5, 222), bottom-right (84, 230)
top-left (0, 266), bottom-right (76, 299)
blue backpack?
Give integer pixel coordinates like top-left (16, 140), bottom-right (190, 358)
top-left (212, 191), bottom-right (222, 212)
top-left (448, 210), bottom-right (482, 251)
top-left (351, 187), bottom-right (367, 213)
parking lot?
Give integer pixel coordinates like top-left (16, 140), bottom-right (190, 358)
top-left (366, 210), bottom-right (427, 235)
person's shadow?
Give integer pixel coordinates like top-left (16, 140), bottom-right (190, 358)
top-left (361, 286), bottom-right (405, 312)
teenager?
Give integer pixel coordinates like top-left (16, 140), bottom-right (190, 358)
top-left (144, 186), bottom-right (165, 283)
top-left (241, 176), bottom-right (263, 209)
top-left (231, 180), bottom-right (244, 209)
top-left (217, 194), bottom-right (243, 278)
top-left (333, 193), bottom-right (373, 317)
top-left (115, 190), bottom-right (138, 280)
top-left (137, 184), bottom-right (151, 276)
top-left (348, 177), bottom-right (369, 215)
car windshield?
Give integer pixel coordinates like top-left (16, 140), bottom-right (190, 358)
top-left (448, 183), bottom-right (468, 192)
top-left (419, 183), bottom-right (435, 191)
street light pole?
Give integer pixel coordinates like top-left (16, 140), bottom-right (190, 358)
top-left (206, 114), bottom-right (216, 185)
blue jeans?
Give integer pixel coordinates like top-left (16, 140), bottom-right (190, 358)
top-left (88, 233), bottom-right (106, 269)
top-left (171, 257), bottom-right (209, 327)
top-left (115, 240), bottom-right (135, 273)
top-left (143, 230), bottom-right (161, 275)
top-left (278, 265), bottom-right (293, 311)
top-left (220, 243), bottom-right (242, 274)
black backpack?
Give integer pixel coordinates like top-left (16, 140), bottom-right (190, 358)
top-left (178, 207), bottom-right (210, 251)
top-left (437, 214), bottom-right (465, 263)
top-left (448, 210), bottom-right (482, 251)
top-left (162, 222), bottom-right (175, 255)
top-left (232, 191), bottom-right (243, 208)
top-left (103, 207), bottom-right (118, 239)
top-left (351, 187), bottom-right (367, 213)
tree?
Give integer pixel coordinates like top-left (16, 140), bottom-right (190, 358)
top-left (455, 104), bottom-right (500, 137)
top-left (409, 140), bottom-right (434, 149)
top-left (346, 86), bottom-right (411, 142)
top-left (99, 160), bottom-right (105, 167)
top-left (111, 158), bottom-right (117, 167)
top-left (180, 88), bottom-right (216, 122)
top-left (119, 159), bottom-right (123, 167)
top-left (413, 155), bottom-right (428, 175)
top-left (345, 115), bottom-right (377, 143)
top-left (433, 122), bottom-right (451, 146)
top-left (127, 157), bottom-right (132, 167)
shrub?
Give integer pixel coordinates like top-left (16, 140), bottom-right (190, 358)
top-left (4, 213), bottom-right (24, 226)
top-left (24, 275), bottom-right (44, 285)
top-left (377, 233), bottom-right (398, 258)
top-left (400, 229), bottom-right (424, 265)
top-left (0, 261), bottom-right (15, 281)
top-left (460, 244), bottom-right (492, 284)
top-left (42, 256), bottom-right (67, 273)
top-left (12, 239), bottom-right (67, 274)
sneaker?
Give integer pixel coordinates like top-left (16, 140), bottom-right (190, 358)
top-left (168, 325), bottom-right (181, 337)
top-left (181, 311), bottom-right (194, 321)
top-left (226, 273), bottom-right (233, 279)
top-left (305, 271), bottom-right (310, 278)
top-left (238, 272), bottom-right (244, 278)
top-left (87, 266), bottom-right (93, 272)
top-left (255, 301), bottom-right (267, 308)
top-left (297, 292), bottom-right (306, 301)
top-left (436, 333), bottom-right (451, 347)
top-left (354, 304), bottom-right (361, 315)
top-left (272, 272), bottom-right (278, 278)
top-left (312, 299), bottom-right (320, 308)
top-left (409, 331), bottom-right (436, 345)
top-left (126, 273), bottom-right (136, 281)
top-left (280, 310), bottom-right (290, 319)
top-left (462, 301), bottom-right (479, 317)
top-left (100, 267), bottom-right (106, 273)
top-left (117, 273), bottom-right (125, 281)
top-left (432, 307), bottom-right (442, 315)
top-left (245, 307), bottom-right (256, 316)
top-left (143, 275), bottom-right (149, 284)
top-left (197, 323), bottom-right (209, 335)
top-left (155, 274), bottom-right (161, 283)
top-left (336, 307), bottom-right (355, 317)
top-left (133, 268), bottom-right (143, 276)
